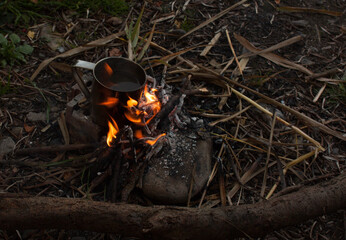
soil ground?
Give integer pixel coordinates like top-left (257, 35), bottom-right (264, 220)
top-left (0, 0), bottom-right (345, 239)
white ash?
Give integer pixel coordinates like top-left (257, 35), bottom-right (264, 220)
top-left (146, 130), bottom-right (197, 180)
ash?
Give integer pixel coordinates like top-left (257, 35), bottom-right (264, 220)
top-left (147, 130), bottom-right (198, 180)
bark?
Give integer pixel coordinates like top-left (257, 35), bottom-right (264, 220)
top-left (1, 173), bottom-right (345, 240)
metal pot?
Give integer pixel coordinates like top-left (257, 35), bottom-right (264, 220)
top-left (74, 57), bottom-right (146, 127)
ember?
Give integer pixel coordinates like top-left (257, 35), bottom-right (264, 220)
top-left (145, 133), bottom-right (166, 146)
top-left (134, 129), bottom-right (143, 139)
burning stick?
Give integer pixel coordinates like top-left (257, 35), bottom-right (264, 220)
top-left (124, 85), bottom-right (162, 127)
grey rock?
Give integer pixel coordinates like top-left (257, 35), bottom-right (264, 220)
top-left (195, 119), bottom-right (204, 128)
top-left (142, 131), bottom-right (212, 204)
top-left (0, 137), bottom-right (15, 155)
top-left (27, 112), bottom-right (46, 122)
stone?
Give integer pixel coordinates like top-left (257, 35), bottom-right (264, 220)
top-left (26, 112), bottom-right (46, 122)
top-left (0, 136), bottom-right (15, 155)
top-left (107, 16), bottom-right (123, 25)
top-left (142, 131), bottom-right (212, 204)
top-left (65, 106), bottom-right (102, 144)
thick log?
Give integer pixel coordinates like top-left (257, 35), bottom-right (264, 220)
top-left (1, 173), bottom-right (345, 240)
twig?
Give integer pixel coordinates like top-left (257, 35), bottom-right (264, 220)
top-left (231, 88), bottom-right (324, 151)
top-left (200, 32), bottom-right (222, 56)
top-left (219, 161), bottom-right (227, 206)
top-left (313, 83), bottom-right (327, 103)
top-left (177, 0), bottom-right (248, 40)
top-left (305, 68), bottom-right (342, 80)
top-left (15, 143), bottom-right (98, 155)
top-left (266, 150), bottom-right (317, 199)
top-left (199, 65), bottom-right (345, 142)
top-left (108, 148), bottom-right (122, 203)
top-left (260, 112), bottom-right (277, 198)
top-left (187, 163), bottom-right (197, 207)
top-left (209, 105), bottom-right (252, 126)
top-left (225, 29), bottom-right (242, 76)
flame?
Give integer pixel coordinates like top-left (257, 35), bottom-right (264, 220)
top-left (134, 129), bottom-right (143, 139)
top-left (104, 62), bottom-right (113, 77)
top-left (127, 97), bottom-right (138, 107)
top-left (99, 97), bottom-right (119, 108)
top-left (146, 133), bottom-right (166, 146)
top-left (124, 84), bottom-right (161, 126)
top-left (106, 116), bottom-right (119, 147)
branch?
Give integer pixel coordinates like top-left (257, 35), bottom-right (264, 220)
top-left (1, 173), bottom-right (345, 239)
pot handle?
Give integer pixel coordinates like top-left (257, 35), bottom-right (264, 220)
top-left (74, 60), bottom-right (96, 70)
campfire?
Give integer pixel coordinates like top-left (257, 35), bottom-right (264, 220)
top-left (3, 1), bottom-right (345, 238)
top-left (65, 58), bottom-right (211, 204)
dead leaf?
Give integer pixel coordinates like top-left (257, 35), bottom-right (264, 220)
top-left (234, 33), bottom-right (313, 76)
top-left (49, 62), bottom-right (72, 73)
top-left (30, 0), bottom-right (38, 3)
top-left (275, 0), bottom-right (280, 4)
top-left (24, 123), bottom-right (35, 133)
top-left (30, 31), bottom-right (125, 81)
top-left (63, 171), bottom-right (75, 181)
top-left (109, 48), bottom-right (122, 57)
top-left (27, 30), bottom-right (35, 40)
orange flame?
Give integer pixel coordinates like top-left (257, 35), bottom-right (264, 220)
top-left (104, 62), bottom-right (113, 77)
top-left (134, 129), bottom-right (143, 139)
top-left (106, 116), bottom-right (119, 147)
top-left (146, 133), bottom-right (166, 146)
top-left (124, 84), bottom-right (161, 126)
top-left (99, 97), bottom-right (119, 108)
top-left (127, 97), bottom-right (138, 107)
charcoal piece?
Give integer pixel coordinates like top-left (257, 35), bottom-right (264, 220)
top-left (141, 131), bottom-right (212, 204)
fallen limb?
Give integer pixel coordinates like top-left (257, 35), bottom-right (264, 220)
top-left (1, 173), bottom-right (345, 239)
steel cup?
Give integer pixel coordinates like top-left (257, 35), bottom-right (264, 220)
top-left (74, 57), bottom-right (146, 127)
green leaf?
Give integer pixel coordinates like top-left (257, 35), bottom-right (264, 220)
top-left (1, 59), bottom-right (7, 67)
top-left (136, 22), bottom-right (156, 62)
top-left (131, 4), bottom-right (145, 47)
top-left (125, 24), bottom-right (131, 41)
top-left (0, 34), bottom-right (7, 46)
top-left (13, 51), bottom-right (26, 62)
top-left (9, 33), bottom-right (20, 44)
top-left (16, 44), bottom-right (34, 55)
